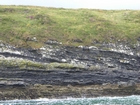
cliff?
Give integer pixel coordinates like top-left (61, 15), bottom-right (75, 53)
top-left (0, 41), bottom-right (140, 100)
top-left (0, 5), bottom-right (140, 100)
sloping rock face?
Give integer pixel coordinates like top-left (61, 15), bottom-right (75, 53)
top-left (0, 41), bottom-right (140, 99)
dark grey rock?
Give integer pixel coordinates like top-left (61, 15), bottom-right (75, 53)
top-left (0, 42), bottom-right (140, 86)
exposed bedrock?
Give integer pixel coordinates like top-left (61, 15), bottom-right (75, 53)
top-left (0, 42), bottom-right (140, 86)
top-left (0, 68), bottom-right (139, 86)
top-left (0, 41), bottom-right (140, 99)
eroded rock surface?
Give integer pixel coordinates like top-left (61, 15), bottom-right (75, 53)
top-left (0, 41), bottom-right (140, 99)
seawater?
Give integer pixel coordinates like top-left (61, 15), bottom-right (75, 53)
top-left (0, 95), bottom-right (140, 105)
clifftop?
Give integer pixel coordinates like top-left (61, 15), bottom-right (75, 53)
top-left (0, 5), bottom-right (140, 48)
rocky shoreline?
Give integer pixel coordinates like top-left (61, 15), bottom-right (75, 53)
top-left (0, 41), bottom-right (140, 100)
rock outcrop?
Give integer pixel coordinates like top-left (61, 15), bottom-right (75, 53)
top-left (0, 41), bottom-right (140, 100)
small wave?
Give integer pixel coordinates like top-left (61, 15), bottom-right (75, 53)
top-left (0, 95), bottom-right (140, 105)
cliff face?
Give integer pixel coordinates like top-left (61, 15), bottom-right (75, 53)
top-left (1, 6), bottom-right (140, 100)
top-left (0, 41), bottom-right (140, 100)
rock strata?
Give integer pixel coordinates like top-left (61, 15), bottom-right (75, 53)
top-left (0, 41), bottom-right (140, 100)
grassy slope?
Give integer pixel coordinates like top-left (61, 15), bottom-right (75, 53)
top-left (0, 5), bottom-right (140, 48)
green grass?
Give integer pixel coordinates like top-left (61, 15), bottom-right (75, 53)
top-left (0, 58), bottom-right (47, 69)
top-left (0, 58), bottom-right (87, 70)
top-left (0, 5), bottom-right (140, 48)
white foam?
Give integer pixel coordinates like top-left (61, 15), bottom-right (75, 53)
top-left (0, 95), bottom-right (140, 105)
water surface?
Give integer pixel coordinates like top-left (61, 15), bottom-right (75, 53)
top-left (0, 95), bottom-right (140, 105)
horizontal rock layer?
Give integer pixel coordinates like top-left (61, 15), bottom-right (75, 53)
top-left (0, 42), bottom-right (140, 99)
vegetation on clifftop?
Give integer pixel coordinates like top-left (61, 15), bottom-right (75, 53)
top-left (0, 5), bottom-right (140, 48)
